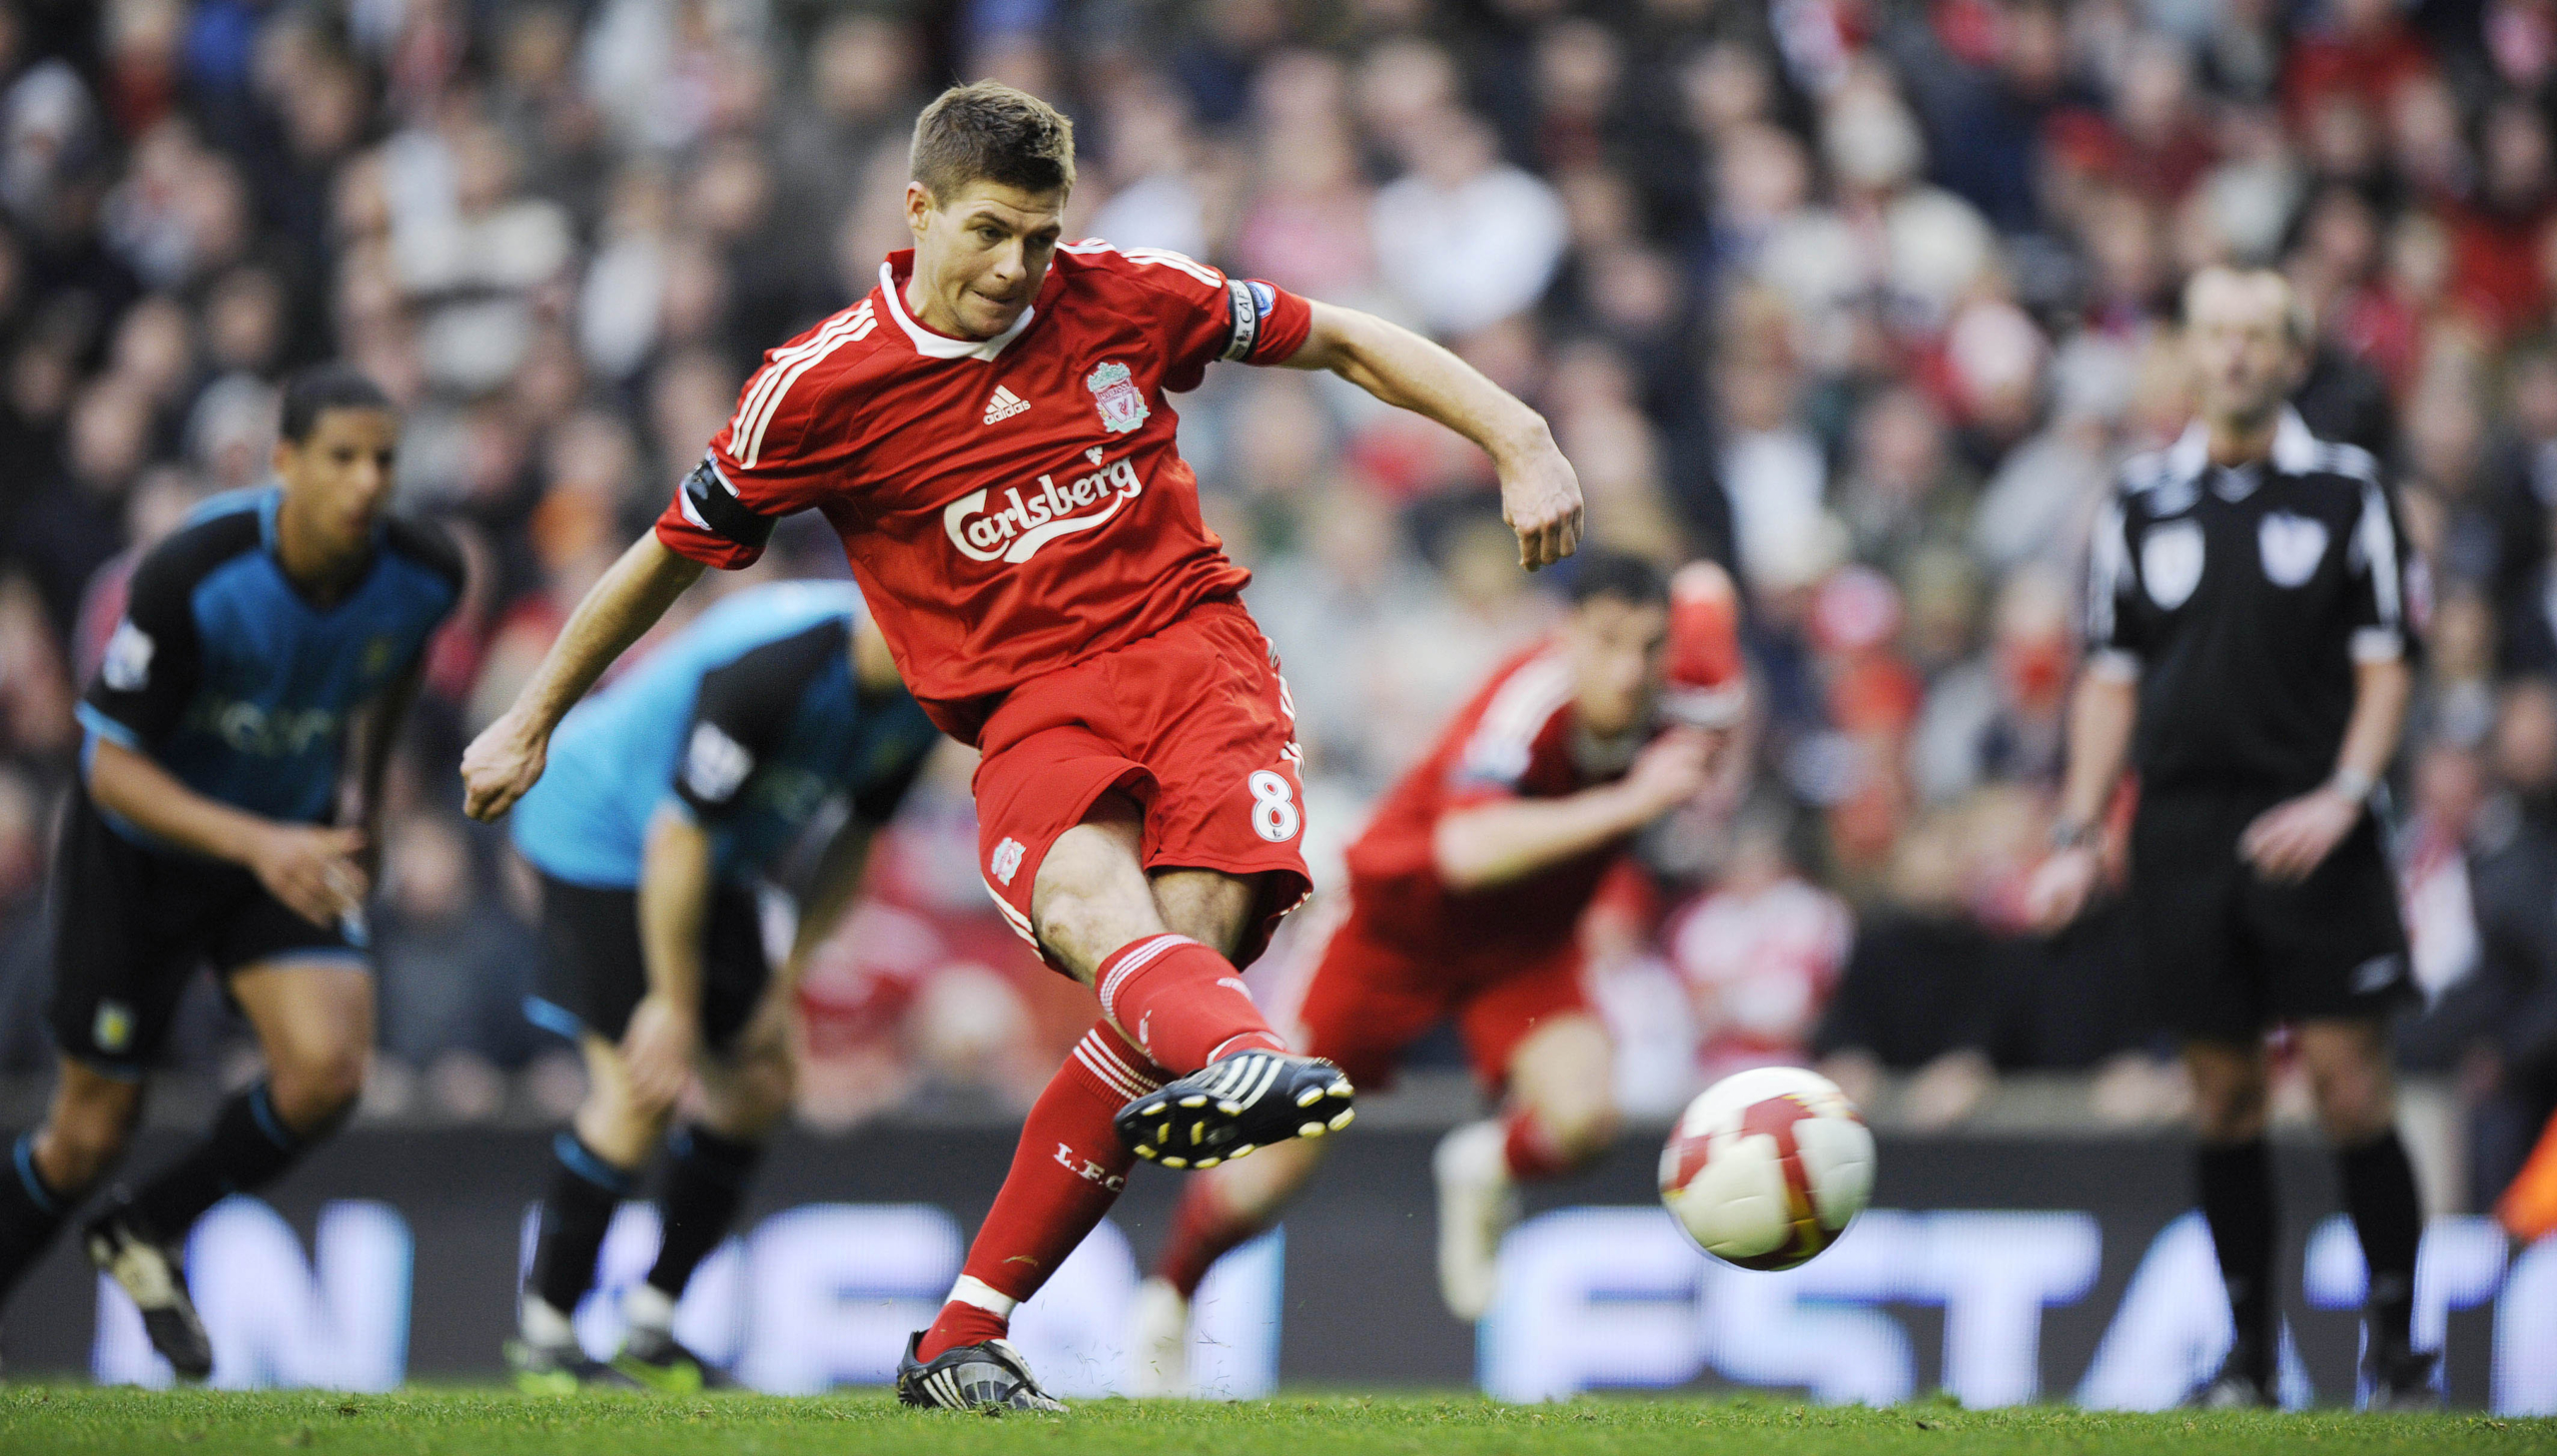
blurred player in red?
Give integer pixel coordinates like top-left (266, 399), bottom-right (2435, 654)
top-left (458, 82), bottom-right (1582, 1410)
top-left (1129, 554), bottom-right (1744, 1394)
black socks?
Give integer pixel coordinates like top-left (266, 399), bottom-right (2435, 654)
top-left (2196, 1137), bottom-right (2277, 1381)
top-left (529, 1132), bottom-right (638, 1318)
top-left (645, 1125), bottom-right (762, 1298)
top-left (528, 1125), bottom-right (766, 1321)
top-left (2337, 1129), bottom-right (2422, 1353)
top-left (2197, 1128), bottom-right (2427, 1378)
top-left (128, 1083), bottom-right (333, 1243)
top-left (0, 1133), bottom-right (74, 1302)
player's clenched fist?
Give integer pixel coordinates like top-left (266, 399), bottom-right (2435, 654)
top-left (461, 713), bottom-right (548, 822)
top-left (1499, 443), bottom-right (1584, 571)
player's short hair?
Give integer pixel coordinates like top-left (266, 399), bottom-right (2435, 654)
top-left (2180, 265), bottom-right (2311, 348)
top-left (277, 364), bottom-right (394, 443)
top-left (1566, 549), bottom-right (1671, 610)
top-left (909, 80), bottom-right (1077, 204)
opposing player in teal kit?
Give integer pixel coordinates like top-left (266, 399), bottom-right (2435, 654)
top-left (504, 581), bottom-right (941, 1390)
top-left (0, 367), bottom-right (459, 1378)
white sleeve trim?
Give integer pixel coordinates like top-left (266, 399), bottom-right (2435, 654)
top-left (2085, 497), bottom-right (2131, 647)
top-left (2352, 480), bottom-right (2402, 631)
top-left (2085, 648), bottom-right (2141, 682)
top-left (2350, 628), bottom-right (2405, 663)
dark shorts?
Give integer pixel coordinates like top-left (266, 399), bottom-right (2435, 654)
top-left (50, 794), bottom-right (367, 1078)
top-left (2130, 785), bottom-right (2413, 1044)
top-left (528, 872), bottom-right (772, 1050)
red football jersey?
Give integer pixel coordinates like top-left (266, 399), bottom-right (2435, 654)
top-left (1342, 641), bottom-right (1650, 972)
top-left (653, 243), bottom-right (1313, 744)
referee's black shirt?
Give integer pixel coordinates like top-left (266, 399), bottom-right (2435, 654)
top-left (2086, 408), bottom-right (2421, 797)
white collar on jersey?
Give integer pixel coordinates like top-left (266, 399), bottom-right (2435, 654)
top-left (877, 262), bottom-right (1039, 361)
top-left (2163, 405), bottom-right (2321, 482)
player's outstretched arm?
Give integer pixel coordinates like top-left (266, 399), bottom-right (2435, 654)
top-left (89, 738), bottom-right (365, 930)
top-left (1434, 729), bottom-right (1715, 891)
top-left (1282, 301), bottom-right (1583, 570)
top-left (461, 532), bottom-right (704, 821)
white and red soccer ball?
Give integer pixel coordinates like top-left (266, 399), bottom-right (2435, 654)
top-left (1659, 1066), bottom-right (1875, 1271)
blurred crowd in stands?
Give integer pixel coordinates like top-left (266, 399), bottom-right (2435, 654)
top-left (0, 0), bottom-right (2552, 1213)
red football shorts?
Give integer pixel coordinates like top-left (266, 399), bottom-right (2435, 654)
top-left (972, 597), bottom-right (1311, 975)
top-left (1280, 897), bottom-right (1592, 1092)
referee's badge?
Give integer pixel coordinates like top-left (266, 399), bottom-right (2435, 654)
top-left (2140, 520), bottom-right (2203, 608)
top-left (2257, 511), bottom-right (2328, 588)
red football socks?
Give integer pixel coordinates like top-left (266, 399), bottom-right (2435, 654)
top-left (1094, 934), bottom-right (1284, 1075)
top-left (1157, 1175), bottom-right (1270, 1299)
top-left (1503, 1107), bottom-right (1574, 1181)
top-left (917, 1023), bottom-right (1168, 1361)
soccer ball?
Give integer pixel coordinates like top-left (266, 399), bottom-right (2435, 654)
top-left (1659, 1066), bottom-right (1875, 1271)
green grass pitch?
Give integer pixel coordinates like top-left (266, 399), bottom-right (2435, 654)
top-left (0, 1389), bottom-right (2548, 1455)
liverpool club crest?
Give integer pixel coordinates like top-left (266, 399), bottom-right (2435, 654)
top-left (1087, 362), bottom-right (1149, 434)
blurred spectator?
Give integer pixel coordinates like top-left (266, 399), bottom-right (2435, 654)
top-left (1369, 108), bottom-right (1567, 337)
top-left (1662, 808), bottom-right (1851, 1083)
top-left (1814, 811), bottom-right (2021, 1127)
top-left (2399, 707), bottom-right (2557, 1208)
top-left (1911, 566), bottom-right (2074, 805)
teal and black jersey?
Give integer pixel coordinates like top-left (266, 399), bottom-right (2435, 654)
top-left (76, 486), bottom-right (463, 841)
top-left (510, 581), bottom-right (941, 890)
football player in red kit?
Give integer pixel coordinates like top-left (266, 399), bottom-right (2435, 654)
top-left (458, 82), bottom-right (1582, 1410)
top-left (1128, 555), bottom-right (1744, 1394)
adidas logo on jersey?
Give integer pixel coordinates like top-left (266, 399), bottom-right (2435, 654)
top-left (983, 386), bottom-right (1030, 424)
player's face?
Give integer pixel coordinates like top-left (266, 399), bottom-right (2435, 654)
top-left (1568, 595), bottom-right (1671, 739)
top-left (2184, 273), bottom-right (2298, 427)
top-left (274, 406), bottom-right (399, 557)
top-left (906, 179), bottom-right (1066, 340)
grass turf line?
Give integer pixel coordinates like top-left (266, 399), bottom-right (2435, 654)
top-left (0, 1389), bottom-right (2548, 1456)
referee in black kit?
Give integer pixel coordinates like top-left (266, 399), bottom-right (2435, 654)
top-left (2029, 266), bottom-right (2434, 1409)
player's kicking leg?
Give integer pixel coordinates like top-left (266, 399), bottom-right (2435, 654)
top-left (609, 994), bottom-right (793, 1392)
top-left (900, 801), bottom-right (1349, 1414)
top-left (86, 959), bottom-right (372, 1379)
top-left (1044, 819), bottom-right (1352, 1168)
top-left (1432, 1014), bottom-right (1618, 1320)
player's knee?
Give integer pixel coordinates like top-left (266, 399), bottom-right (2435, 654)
top-left (2310, 1062), bottom-right (2393, 1143)
top-left (1034, 875), bottom-right (1162, 978)
top-left (270, 1042), bottom-right (369, 1129)
top-left (1032, 808), bottom-right (1162, 973)
top-left (2190, 1078), bottom-right (2267, 1140)
top-left (722, 1052), bottom-right (797, 1135)
top-left (37, 1107), bottom-right (135, 1192)
top-left (1546, 1100), bottom-right (1620, 1165)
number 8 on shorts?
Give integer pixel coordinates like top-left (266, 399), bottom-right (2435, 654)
top-left (1248, 769), bottom-right (1300, 843)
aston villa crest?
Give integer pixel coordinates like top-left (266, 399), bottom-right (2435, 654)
top-left (1087, 362), bottom-right (1149, 434)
